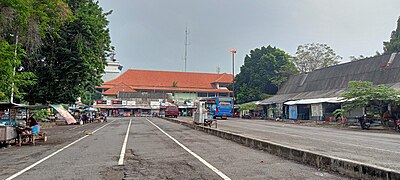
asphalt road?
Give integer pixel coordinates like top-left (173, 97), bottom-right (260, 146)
top-left (1, 117), bottom-right (346, 179)
top-left (207, 118), bottom-right (400, 171)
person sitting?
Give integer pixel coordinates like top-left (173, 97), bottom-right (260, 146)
top-left (31, 124), bottom-right (40, 135)
top-left (29, 118), bottom-right (38, 127)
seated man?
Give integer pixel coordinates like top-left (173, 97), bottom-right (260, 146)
top-left (31, 124), bottom-right (40, 135)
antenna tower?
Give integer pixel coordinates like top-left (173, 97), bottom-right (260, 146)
top-left (184, 26), bottom-right (189, 72)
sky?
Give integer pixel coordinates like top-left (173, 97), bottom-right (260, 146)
top-left (98, 0), bottom-right (400, 75)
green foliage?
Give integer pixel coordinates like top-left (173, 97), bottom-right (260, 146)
top-left (0, 0), bottom-right (71, 53)
top-left (0, 40), bottom-right (36, 102)
top-left (349, 55), bottom-right (365, 62)
top-left (341, 81), bottom-right (400, 113)
top-left (294, 43), bottom-right (342, 73)
top-left (332, 109), bottom-right (345, 119)
top-left (0, 0), bottom-right (69, 102)
top-left (81, 90), bottom-right (101, 105)
top-left (31, 109), bottom-right (49, 121)
top-left (384, 17), bottom-right (400, 54)
top-left (239, 103), bottom-right (257, 111)
top-left (235, 46), bottom-right (297, 104)
top-left (22, 0), bottom-right (111, 104)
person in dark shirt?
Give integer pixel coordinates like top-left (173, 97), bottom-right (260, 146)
top-left (29, 117), bottom-right (38, 127)
top-left (28, 113), bottom-right (36, 127)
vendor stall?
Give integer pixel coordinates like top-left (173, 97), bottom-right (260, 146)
top-left (0, 103), bottom-right (20, 145)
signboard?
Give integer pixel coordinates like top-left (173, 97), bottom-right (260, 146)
top-left (127, 101), bottom-right (136, 105)
top-left (112, 100), bottom-right (122, 105)
top-left (288, 105), bottom-right (297, 120)
top-left (97, 100), bottom-right (106, 104)
top-left (122, 100), bottom-right (127, 105)
top-left (150, 101), bottom-right (160, 106)
top-left (106, 100), bottom-right (111, 105)
top-left (150, 101), bottom-right (160, 109)
top-left (311, 104), bottom-right (323, 117)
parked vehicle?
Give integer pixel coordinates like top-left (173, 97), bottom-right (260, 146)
top-left (200, 97), bottom-right (233, 119)
top-left (241, 114), bottom-right (251, 119)
top-left (357, 115), bottom-right (370, 130)
top-left (165, 106), bottom-right (179, 118)
top-left (395, 119), bottom-right (400, 132)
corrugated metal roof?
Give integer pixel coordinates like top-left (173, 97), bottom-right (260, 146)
top-left (261, 53), bottom-right (400, 104)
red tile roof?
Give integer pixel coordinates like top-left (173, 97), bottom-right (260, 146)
top-left (99, 69), bottom-right (233, 93)
top-left (213, 73), bottom-right (234, 83)
top-left (103, 82), bottom-right (137, 95)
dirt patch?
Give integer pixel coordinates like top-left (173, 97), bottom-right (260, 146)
top-left (117, 149), bottom-right (212, 180)
top-left (100, 166), bottom-right (125, 180)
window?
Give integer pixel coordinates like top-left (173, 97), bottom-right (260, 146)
top-left (198, 92), bottom-right (208, 97)
top-left (208, 93), bottom-right (216, 97)
top-left (219, 102), bottom-right (231, 107)
top-left (218, 93), bottom-right (228, 97)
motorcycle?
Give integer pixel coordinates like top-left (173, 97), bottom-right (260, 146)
top-left (357, 115), bottom-right (370, 130)
top-left (204, 119), bottom-right (213, 127)
top-left (395, 119), bottom-right (400, 132)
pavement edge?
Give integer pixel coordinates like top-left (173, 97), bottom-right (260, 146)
top-left (160, 117), bottom-right (400, 180)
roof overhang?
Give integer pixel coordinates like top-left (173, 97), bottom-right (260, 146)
top-left (284, 97), bottom-right (347, 105)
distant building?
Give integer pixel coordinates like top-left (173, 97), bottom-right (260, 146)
top-left (95, 69), bottom-right (233, 116)
top-left (102, 60), bottom-right (123, 82)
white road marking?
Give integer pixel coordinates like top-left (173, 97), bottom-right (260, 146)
top-left (267, 129), bottom-right (400, 153)
top-left (6, 119), bottom-right (117, 180)
top-left (118, 119), bottom-right (132, 165)
top-left (226, 122), bottom-right (400, 154)
top-left (146, 118), bottom-right (231, 180)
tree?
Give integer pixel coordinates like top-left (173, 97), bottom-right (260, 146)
top-left (293, 43), bottom-right (342, 73)
top-left (239, 103), bottom-right (257, 112)
top-left (349, 55), bottom-right (365, 62)
top-left (0, 0), bottom-right (67, 102)
top-left (384, 17), bottom-right (400, 54)
top-left (235, 46), bottom-right (297, 104)
top-left (340, 81), bottom-right (400, 127)
top-left (22, 0), bottom-right (112, 104)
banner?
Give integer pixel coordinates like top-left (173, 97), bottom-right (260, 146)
top-left (51, 104), bottom-right (77, 124)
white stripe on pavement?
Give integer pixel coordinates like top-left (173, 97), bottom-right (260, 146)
top-left (146, 118), bottom-right (231, 180)
top-left (118, 119), bottom-right (132, 165)
top-left (6, 119), bottom-right (117, 180)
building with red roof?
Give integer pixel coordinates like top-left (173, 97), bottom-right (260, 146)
top-left (95, 69), bottom-right (233, 116)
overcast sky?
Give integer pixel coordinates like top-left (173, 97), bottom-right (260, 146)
top-left (98, 0), bottom-right (400, 75)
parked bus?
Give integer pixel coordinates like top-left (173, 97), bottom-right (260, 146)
top-left (200, 97), bottom-right (233, 119)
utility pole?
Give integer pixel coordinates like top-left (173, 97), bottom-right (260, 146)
top-left (184, 26), bottom-right (189, 72)
top-left (216, 65), bottom-right (220, 74)
top-left (230, 49), bottom-right (236, 100)
top-left (10, 34), bottom-right (18, 103)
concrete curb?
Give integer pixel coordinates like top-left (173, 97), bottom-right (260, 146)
top-left (160, 117), bottom-right (400, 180)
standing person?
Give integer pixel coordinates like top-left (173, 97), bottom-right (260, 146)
top-left (79, 113), bottom-right (84, 125)
top-left (383, 110), bottom-right (391, 127)
top-left (82, 113), bottom-right (87, 124)
top-left (103, 112), bottom-right (107, 122)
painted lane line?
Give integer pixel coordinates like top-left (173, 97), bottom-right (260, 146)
top-left (118, 119), bottom-right (132, 165)
top-left (224, 123), bottom-right (400, 154)
top-left (6, 119), bottom-right (117, 180)
top-left (146, 118), bottom-right (231, 180)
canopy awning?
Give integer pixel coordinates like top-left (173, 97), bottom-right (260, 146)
top-left (0, 102), bottom-right (22, 109)
top-left (284, 97), bottom-right (347, 105)
top-left (51, 104), bottom-right (76, 124)
top-left (85, 107), bottom-right (98, 112)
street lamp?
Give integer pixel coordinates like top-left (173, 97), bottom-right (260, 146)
top-left (229, 49), bottom-right (236, 100)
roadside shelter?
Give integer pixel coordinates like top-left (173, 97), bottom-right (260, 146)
top-left (260, 53), bottom-right (400, 120)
